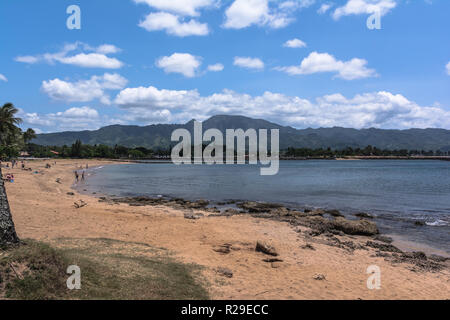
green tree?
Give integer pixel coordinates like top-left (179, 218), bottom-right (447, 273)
top-left (23, 128), bottom-right (37, 144)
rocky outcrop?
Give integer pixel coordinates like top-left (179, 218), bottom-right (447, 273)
top-left (0, 169), bottom-right (19, 247)
top-left (256, 241), bottom-right (279, 256)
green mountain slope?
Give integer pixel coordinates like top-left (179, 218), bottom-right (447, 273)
top-left (33, 115), bottom-right (450, 151)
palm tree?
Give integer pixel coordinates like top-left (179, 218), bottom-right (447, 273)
top-left (23, 128), bottom-right (37, 144)
top-left (0, 103), bottom-right (23, 146)
top-left (0, 172), bottom-right (20, 247)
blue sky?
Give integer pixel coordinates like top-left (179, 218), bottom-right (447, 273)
top-left (0, 0), bottom-right (449, 133)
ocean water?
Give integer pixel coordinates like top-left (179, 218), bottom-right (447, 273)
top-left (81, 160), bottom-right (450, 255)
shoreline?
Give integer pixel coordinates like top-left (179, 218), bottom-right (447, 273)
top-left (4, 159), bottom-right (450, 299)
top-left (77, 162), bottom-right (449, 258)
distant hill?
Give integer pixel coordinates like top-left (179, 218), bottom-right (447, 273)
top-left (33, 115), bottom-right (450, 151)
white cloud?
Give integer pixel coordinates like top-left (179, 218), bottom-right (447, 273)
top-left (133, 0), bottom-right (216, 16)
top-left (276, 51), bottom-right (377, 80)
top-left (15, 56), bottom-right (39, 64)
top-left (317, 3), bottom-right (333, 14)
top-left (114, 85), bottom-right (450, 129)
top-left (156, 53), bottom-right (202, 77)
top-left (0, 74), bottom-right (7, 82)
top-left (223, 0), bottom-right (314, 29)
top-left (333, 0), bottom-right (397, 20)
top-left (41, 73), bottom-right (128, 105)
top-left (138, 12), bottom-right (209, 36)
top-left (283, 38), bottom-right (307, 48)
top-left (234, 57), bottom-right (264, 70)
top-left (15, 42), bottom-right (124, 69)
top-left (207, 63), bottom-right (224, 72)
top-left (20, 106), bottom-right (105, 132)
top-left (446, 61), bottom-right (450, 75)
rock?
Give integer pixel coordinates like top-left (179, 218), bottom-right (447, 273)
top-left (429, 255), bottom-right (448, 263)
top-left (313, 274), bottom-right (326, 281)
top-left (263, 258), bottom-right (284, 263)
top-left (67, 192), bottom-right (75, 196)
top-left (271, 262), bottom-right (282, 269)
top-left (366, 241), bottom-right (402, 253)
top-left (332, 217), bottom-right (379, 236)
top-left (184, 213), bottom-right (200, 220)
top-left (256, 241), bottom-right (279, 256)
top-left (403, 251), bottom-right (427, 261)
top-left (224, 209), bottom-right (240, 216)
top-left (355, 212), bottom-right (374, 219)
top-left (74, 200), bottom-right (87, 209)
top-left (302, 244), bottom-right (316, 251)
top-left (238, 201), bottom-right (283, 213)
top-left (55, 178), bottom-right (62, 184)
top-left (414, 221), bottom-right (426, 226)
top-left (373, 235), bottom-right (393, 244)
top-left (214, 244), bottom-right (232, 254)
top-left (216, 267), bottom-right (233, 278)
top-left (325, 209), bottom-right (344, 217)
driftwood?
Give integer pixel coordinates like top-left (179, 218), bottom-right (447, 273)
top-left (0, 168), bottom-right (20, 247)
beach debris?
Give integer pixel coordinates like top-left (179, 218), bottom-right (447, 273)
top-left (55, 178), bottom-right (62, 184)
top-left (74, 200), bottom-right (87, 209)
top-left (355, 212), bottom-right (374, 219)
top-left (216, 267), bottom-right (233, 278)
top-left (313, 274), bottom-right (326, 281)
top-left (67, 192), bottom-right (75, 196)
top-left (263, 258), bottom-right (283, 263)
top-left (213, 244), bottom-right (232, 254)
top-left (256, 240), bottom-right (279, 257)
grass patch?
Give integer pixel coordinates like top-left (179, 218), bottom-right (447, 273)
top-left (0, 239), bottom-right (209, 300)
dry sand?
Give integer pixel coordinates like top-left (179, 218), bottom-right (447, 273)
top-left (4, 159), bottom-right (449, 300)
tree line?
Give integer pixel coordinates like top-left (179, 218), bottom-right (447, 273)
top-left (1, 102), bottom-right (448, 160)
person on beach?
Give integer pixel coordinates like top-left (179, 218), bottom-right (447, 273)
top-left (81, 171), bottom-right (85, 181)
top-left (75, 171), bottom-right (79, 182)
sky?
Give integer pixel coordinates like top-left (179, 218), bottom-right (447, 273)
top-left (0, 0), bottom-right (449, 133)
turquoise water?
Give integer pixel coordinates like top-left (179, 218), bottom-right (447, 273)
top-left (82, 160), bottom-right (450, 254)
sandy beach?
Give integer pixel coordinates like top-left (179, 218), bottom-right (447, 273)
top-left (3, 159), bottom-right (449, 300)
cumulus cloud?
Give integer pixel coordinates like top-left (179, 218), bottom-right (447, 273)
top-left (233, 57), bottom-right (264, 70)
top-left (207, 63), bottom-right (224, 72)
top-left (134, 0), bottom-right (215, 36)
top-left (276, 52), bottom-right (377, 80)
top-left (113, 85), bottom-right (450, 129)
top-left (15, 42), bottom-right (124, 69)
top-left (317, 3), bottom-right (333, 14)
top-left (138, 12), bottom-right (209, 36)
top-left (223, 0), bottom-right (314, 29)
top-left (446, 61), bottom-right (450, 75)
top-left (133, 0), bottom-right (217, 16)
top-left (20, 106), bottom-right (106, 132)
top-left (283, 38), bottom-right (307, 48)
top-left (0, 74), bottom-right (7, 82)
top-left (333, 0), bottom-right (397, 20)
top-left (41, 73), bottom-right (128, 105)
top-left (156, 53), bottom-right (202, 77)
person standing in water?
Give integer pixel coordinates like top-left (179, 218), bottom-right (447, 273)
top-left (74, 171), bottom-right (79, 182)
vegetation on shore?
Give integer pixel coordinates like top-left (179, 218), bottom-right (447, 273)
top-left (0, 239), bottom-right (209, 300)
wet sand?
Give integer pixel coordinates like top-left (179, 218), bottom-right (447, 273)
top-left (4, 159), bottom-right (449, 300)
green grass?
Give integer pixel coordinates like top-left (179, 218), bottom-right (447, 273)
top-left (0, 239), bottom-right (209, 300)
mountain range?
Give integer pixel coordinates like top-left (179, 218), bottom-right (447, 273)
top-left (32, 115), bottom-right (450, 151)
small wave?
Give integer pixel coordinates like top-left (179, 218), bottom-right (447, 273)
top-left (426, 219), bottom-right (448, 227)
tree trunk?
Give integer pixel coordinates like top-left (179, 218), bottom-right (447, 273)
top-left (0, 168), bottom-right (19, 247)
